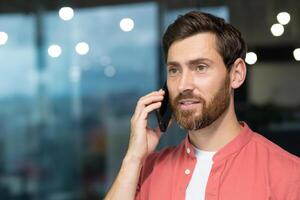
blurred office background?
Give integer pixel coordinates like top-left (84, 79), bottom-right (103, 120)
top-left (0, 0), bottom-right (299, 199)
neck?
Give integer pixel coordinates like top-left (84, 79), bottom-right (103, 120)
top-left (187, 100), bottom-right (242, 152)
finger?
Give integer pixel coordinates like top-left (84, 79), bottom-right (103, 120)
top-left (154, 126), bottom-right (162, 137)
top-left (131, 89), bottom-right (165, 122)
top-left (138, 102), bottom-right (162, 126)
top-left (133, 94), bottom-right (164, 119)
top-left (133, 102), bottom-right (162, 134)
top-left (141, 89), bottom-right (164, 99)
top-left (139, 89), bottom-right (165, 102)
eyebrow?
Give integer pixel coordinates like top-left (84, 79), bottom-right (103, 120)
top-left (167, 58), bottom-right (213, 67)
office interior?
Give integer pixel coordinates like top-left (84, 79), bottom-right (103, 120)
top-left (0, 0), bottom-right (299, 199)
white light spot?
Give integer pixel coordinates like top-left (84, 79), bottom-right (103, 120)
top-left (59, 7), bottom-right (74, 21)
top-left (104, 66), bottom-right (116, 77)
top-left (120, 18), bottom-right (134, 32)
top-left (270, 23), bottom-right (284, 37)
top-left (245, 52), bottom-right (258, 65)
top-left (75, 42), bottom-right (89, 55)
top-left (277, 12), bottom-right (291, 25)
top-left (0, 32), bottom-right (8, 45)
top-left (293, 48), bottom-right (300, 61)
top-left (48, 45), bottom-right (62, 58)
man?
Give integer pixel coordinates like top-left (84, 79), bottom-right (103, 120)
top-left (105, 11), bottom-right (300, 200)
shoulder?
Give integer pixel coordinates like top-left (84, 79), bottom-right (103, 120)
top-left (246, 131), bottom-right (300, 198)
top-left (249, 132), bottom-right (300, 185)
top-left (250, 132), bottom-right (300, 166)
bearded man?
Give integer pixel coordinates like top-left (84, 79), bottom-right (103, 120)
top-left (105, 11), bottom-right (300, 200)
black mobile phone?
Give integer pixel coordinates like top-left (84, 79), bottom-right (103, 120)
top-left (156, 82), bottom-right (173, 132)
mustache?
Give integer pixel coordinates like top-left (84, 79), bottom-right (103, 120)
top-left (173, 91), bottom-right (204, 104)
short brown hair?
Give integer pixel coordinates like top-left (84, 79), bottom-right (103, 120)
top-left (162, 11), bottom-right (247, 70)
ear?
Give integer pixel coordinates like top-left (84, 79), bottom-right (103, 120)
top-left (230, 58), bottom-right (247, 89)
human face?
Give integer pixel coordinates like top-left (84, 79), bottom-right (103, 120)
top-left (166, 33), bottom-right (231, 130)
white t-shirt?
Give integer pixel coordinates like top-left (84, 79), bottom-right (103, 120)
top-left (185, 147), bottom-right (216, 200)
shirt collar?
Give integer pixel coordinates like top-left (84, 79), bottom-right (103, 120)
top-left (183, 122), bottom-right (253, 162)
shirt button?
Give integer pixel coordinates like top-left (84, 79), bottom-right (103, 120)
top-left (186, 148), bottom-right (191, 154)
top-left (185, 169), bottom-right (191, 175)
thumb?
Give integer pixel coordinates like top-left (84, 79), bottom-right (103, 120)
top-left (154, 126), bottom-right (163, 138)
top-left (167, 118), bottom-right (173, 129)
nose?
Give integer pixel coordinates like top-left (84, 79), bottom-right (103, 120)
top-left (178, 70), bottom-right (195, 93)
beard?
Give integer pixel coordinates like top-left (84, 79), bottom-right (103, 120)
top-left (170, 74), bottom-right (231, 131)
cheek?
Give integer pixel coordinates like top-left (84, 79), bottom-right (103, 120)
top-left (167, 80), bottom-right (177, 99)
top-left (195, 75), bottom-right (229, 105)
top-left (168, 90), bottom-right (177, 104)
top-left (194, 77), bottom-right (216, 99)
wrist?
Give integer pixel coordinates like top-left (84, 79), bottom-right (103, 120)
top-left (123, 153), bottom-right (144, 166)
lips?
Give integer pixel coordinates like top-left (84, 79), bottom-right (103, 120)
top-left (177, 99), bottom-right (201, 110)
top-left (178, 99), bottom-right (201, 105)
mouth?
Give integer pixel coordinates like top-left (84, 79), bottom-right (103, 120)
top-left (178, 99), bottom-right (201, 110)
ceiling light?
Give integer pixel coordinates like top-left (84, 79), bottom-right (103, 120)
top-left (120, 18), bottom-right (134, 32)
top-left (277, 12), bottom-right (291, 25)
top-left (270, 23), bottom-right (284, 37)
top-left (245, 52), bottom-right (257, 65)
top-left (59, 7), bottom-right (74, 21)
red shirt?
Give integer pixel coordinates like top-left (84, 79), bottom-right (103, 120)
top-left (135, 123), bottom-right (300, 200)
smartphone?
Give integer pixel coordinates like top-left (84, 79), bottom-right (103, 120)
top-left (156, 82), bottom-right (173, 132)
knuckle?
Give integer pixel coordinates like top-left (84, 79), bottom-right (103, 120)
top-left (140, 111), bottom-right (147, 119)
top-left (144, 105), bottom-right (154, 114)
top-left (137, 98), bottom-right (144, 106)
top-left (144, 107), bottom-right (150, 114)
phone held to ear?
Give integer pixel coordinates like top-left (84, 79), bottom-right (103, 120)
top-left (155, 82), bottom-right (173, 132)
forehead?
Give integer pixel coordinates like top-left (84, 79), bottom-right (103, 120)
top-left (167, 32), bottom-right (222, 63)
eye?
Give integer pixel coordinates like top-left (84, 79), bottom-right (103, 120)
top-left (167, 67), bottom-right (179, 76)
top-left (195, 65), bottom-right (207, 72)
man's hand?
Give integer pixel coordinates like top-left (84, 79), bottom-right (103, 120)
top-left (126, 89), bottom-right (165, 162)
top-left (104, 89), bottom-right (165, 200)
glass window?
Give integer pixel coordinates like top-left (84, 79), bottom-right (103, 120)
top-left (0, 3), bottom-right (158, 199)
